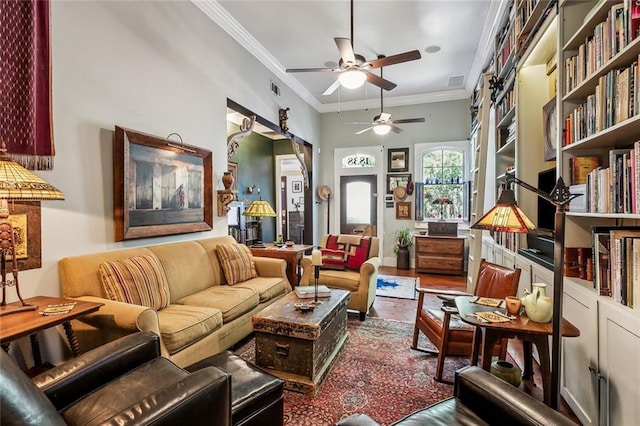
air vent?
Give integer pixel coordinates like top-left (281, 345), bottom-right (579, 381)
top-left (270, 80), bottom-right (281, 97)
top-left (448, 75), bottom-right (464, 87)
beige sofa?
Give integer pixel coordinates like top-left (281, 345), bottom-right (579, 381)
top-left (59, 235), bottom-right (291, 367)
top-left (300, 234), bottom-right (381, 321)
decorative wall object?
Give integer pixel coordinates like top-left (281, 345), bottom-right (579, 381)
top-left (388, 148), bottom-right (409, 172)
top-left (396, 201), bottom-right (411, 220)
top-left (0, 0), bottom-right (55, 170)
top-left (8, 202), bottom-right (41, 271)
top-left (227, 115), bottom-right (255, 159)
top-left (543, 97), bottom-right (557, 161)
top-left (292, 181), bottom-right (302, 193)
top-left (114, 126), bottom-right (213, 241)
top-left (386, 173), bottom-right (411, 194)
top-left (279, 107), bottom-right (290, 133)
top-left (290, 136), bottom-right (309, 189)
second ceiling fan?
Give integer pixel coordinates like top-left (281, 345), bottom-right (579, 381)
top-left (285, 0), bottom-right (422, 96)
top-left (346, 64), bottom-right (425, 135)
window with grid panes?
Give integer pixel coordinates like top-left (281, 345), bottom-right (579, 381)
top-left (421, 148), bottom-right (464, 220)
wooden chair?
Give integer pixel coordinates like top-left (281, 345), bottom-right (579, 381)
top-left (412, 259), bottom-right (521, 383)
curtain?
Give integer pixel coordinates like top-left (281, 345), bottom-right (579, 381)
top-left (0, 0), bottom-right (54, 170)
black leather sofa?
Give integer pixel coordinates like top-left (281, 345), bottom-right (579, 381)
top-left (1, 332), bottom-right (231, 426)
top-left (336, 366), bottom-right (576, 426)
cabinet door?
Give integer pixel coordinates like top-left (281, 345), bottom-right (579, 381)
top-left (561, 280), bottom-right (598, 426)
top-left (598, 301), bottom-right (640, 426)
top-left (502, 249), bottom-right (515, 269)
top-left (515, 254), bottom-right (532, 298)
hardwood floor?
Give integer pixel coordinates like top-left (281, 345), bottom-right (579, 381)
top-left (368, 266), bottom-right (580, 424)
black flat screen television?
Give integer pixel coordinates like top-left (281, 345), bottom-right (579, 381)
top-left (537, 167), bottom-right (556, 235)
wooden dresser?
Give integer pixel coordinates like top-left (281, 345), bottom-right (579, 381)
top-left (415, 235), bottom-right (465, 275)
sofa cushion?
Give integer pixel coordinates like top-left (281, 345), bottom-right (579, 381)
top-left (176, 286), bottom-right (259, 323)
top-left (325, 234), bottom-right (372, 271)
top-left (234, 277), bottom-right (287, 303)
top-left (216, 244), bottom-right (258, 285)
top-left (317, 268), bottom-right (361, 292)
top-left (99, 255), bottom-right (170, 310)
top-left (157, 304), bottom-right (223, 354)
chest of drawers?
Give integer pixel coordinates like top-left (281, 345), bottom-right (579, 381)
top-left (415, 235), bottom-right (465, 275)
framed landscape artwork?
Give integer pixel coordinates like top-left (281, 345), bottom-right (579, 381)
top-left (388, 148), bottom-right (409, 172)
top-left (114, 126), bottom-right (213, 241)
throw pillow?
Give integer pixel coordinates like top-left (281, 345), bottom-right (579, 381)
top-left (324, 234), bottom-right (372, 271)
top-left (320, 248), bottom-right (346, 270)
top-left (99, 255), bottom-right (170, 310)
top-left (216, 243), bottom-right (258, 285)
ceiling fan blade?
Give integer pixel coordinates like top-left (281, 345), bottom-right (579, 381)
top-left (286, 67), bottom-right (337, 73)
top-left (391, 118), bottom-right (426, 124)
top-left (390, 125), bottom-right (404, 134)
top-left (355, 126), bottom-right (373, 135)
top-left (322, 79), bottom-right (342, 96)
top-left (365, 71), bottom-right (396, 91)
top-left (344, 122), bottom-right (374, 125)
top-left (335, 37), bottom-right (357, 65)
top-left (368, 50), bottom-right (422, 68)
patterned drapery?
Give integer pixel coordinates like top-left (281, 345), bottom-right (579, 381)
top-left (0, 0), bottom-right (54, 170)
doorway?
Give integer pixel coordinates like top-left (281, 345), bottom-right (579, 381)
top-left (339, 175), bottom-right (377, 235)
top-left (276, 154), bottom-right (305, 243)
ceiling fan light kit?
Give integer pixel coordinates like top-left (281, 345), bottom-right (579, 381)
top-left (373, 123), bottom-right (391, 135)
top-left (339, 69), bottom-right (366, 89)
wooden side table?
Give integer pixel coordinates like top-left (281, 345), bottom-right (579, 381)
top-left (0, 296), bottom-right (103, 367)
top-left (249, 244), bottom-right (313, 286)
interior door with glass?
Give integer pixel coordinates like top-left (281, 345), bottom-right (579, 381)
top-left (339, 175), bottom-right (377, 236)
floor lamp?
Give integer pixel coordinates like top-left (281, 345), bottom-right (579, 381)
top-left (470, 172), bottom-right (580, 410)
top-left (0, 144), bottom-right (65, 316)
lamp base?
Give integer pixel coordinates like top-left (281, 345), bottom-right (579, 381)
top-left (0, 303), bottom-right (38, 316)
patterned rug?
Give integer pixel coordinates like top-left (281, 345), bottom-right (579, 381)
top-left (376, 274), bottom-right (417, 300)
top-left (235, 317), bottom-right (468, 425)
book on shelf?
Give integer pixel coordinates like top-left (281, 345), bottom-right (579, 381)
top-left (564, 247), bottom-right (593, 280)
top-left (592, 226), bottom-right (640, 305)
top-left (295, 285), bottom-right (331, 299)
top-left (570, 156), bottom-right (600, 185)
top-left (569, 184), bottom-right (587, 212)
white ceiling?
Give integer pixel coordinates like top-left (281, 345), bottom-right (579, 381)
top-left (195, 0), bottom-right (507, 113)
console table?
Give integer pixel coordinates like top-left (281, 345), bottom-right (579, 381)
top-left (250, 244), bottom-right (313, 287)
top-left (0, 296), bottom-right (103, 369)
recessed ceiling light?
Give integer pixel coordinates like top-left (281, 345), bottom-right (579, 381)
top-left (425, 45), bottom-right (441, 54)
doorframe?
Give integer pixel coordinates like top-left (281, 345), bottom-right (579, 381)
top-left (333, 146), bottom-right (384, 248)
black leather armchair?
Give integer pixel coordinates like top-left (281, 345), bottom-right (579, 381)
top-left (1, 332), bottom-right (232, 426)
top-left (336, 366), bottom-right (575, 426)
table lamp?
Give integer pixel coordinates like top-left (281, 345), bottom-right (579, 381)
top-left (0, 144), bottom-right (65, 316)
top-left (243, 198), bottom-right (276, 248)
top-left (432, 196), bottom-right (452, 220)
top-left (471, 172), bottom-right (579, 409)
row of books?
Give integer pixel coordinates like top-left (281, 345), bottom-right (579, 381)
top-left (578, 142), bottom-right (640, 214)
top-left (495, 85), bottom-right (515, 125)
top-left (495, 2), bottom-right (516, 76)
top-left (564, 1), bottom-right (640, 95)
top-left (563, 58), bottom-right (639, 145)
top-left (592, 226), bottom-right (640, 308)
top-left (564, 247), bottom-right (593, 281)
top-left (514, 0), bottom-right (540, 37)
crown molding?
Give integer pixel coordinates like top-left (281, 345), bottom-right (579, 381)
top-left (191, 0), bottom-right (322, 111)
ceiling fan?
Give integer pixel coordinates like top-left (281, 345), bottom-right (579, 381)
top-left (346, 65), bottom-right (425, 135)
top-left (285, 0), bottom-right (422, 96)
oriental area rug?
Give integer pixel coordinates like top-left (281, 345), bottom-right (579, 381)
top-left (236, 317), bottom-right (467, 425)
top-left (376, 274), bottom-right (418, 300)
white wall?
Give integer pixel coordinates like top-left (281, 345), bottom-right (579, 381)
top-left (18, 1), bottom-right (320, 362)
top-left (318, 100), bottom-right (471, 261)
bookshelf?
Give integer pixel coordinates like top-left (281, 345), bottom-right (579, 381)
top-left (558, 1), bottom-right (640, 425)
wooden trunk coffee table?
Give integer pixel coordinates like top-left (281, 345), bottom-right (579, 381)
top-left (252, 289), bottom-right (349, 395)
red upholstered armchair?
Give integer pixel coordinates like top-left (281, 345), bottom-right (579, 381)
top-left (412, 259), bottom-right (521, 383)
top-left (300, 234), bottom-right (381, 320)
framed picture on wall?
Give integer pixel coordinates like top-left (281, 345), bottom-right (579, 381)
top-left (388, 148), bottom-right (409, 172)
top-left (114, 126), bottom-right (213, 241)
top-left (542, 97), bottom-right (557, 161)
top-left (396, 201), bottom-right (411, 220)
top-left (292, 181), bottom-right (302, 193)
top-left (387, 173), bottom-right (411, 194)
